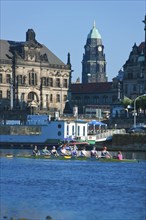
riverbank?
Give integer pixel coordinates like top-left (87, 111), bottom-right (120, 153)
top-left (0, 133), bottom-right (146, 152)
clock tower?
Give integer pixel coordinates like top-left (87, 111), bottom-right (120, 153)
top-left (82, 21), bottom-right (108, 83)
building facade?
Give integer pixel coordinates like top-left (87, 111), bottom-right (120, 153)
top-left (122, 42), bottom-right (145, 99)
top-left (71, 82), bottom-right (122, 116)
top-left (82, 21), bottom-right (108, 83)
top-left (116, 16), bottom-right (146, 100)
top-left (0, 29), bottom-right (72, 116)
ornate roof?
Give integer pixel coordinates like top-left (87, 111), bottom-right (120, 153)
top-left (0, 29), bottom-right (65, 66)
top-left (87, 21), bottom-right (101, 39)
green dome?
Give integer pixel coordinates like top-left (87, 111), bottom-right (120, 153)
top-left (87, 21), bottom-right (101, 39)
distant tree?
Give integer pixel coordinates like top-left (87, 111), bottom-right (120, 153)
top-left (136, 97), bottom-right (146, 115)
top-left (121, 96), bottom-right (132, 108)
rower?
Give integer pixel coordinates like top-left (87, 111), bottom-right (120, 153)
top-left (51, 146), bottom-right (58, 156)
top-left (71, 145), bottom-right (78, 157)
top-left (100, 146), bottom-right (111, 158)
top-left (80, 147), bottom-right (87, 157)
top-left (33, 145), bottom-right (40, 156)
top-left (90, 146), bottom-right (98, 158)
top-left (117, 151), bottom-right (123, 160)
top-left (42, 146), bottom-right (51, 155)
top-left (60, 144), bottom-right (70, 156)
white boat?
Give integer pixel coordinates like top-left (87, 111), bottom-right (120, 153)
top-left (0, 115), bottom-right (88, 147)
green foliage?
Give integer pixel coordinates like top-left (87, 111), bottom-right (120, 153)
top-left (136, 97), bottom-right (146, 110)
top-left (121, 96), bottom-right (132, 108)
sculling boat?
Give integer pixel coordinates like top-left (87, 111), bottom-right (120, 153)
top-left (4, 154), bottom-right (139, 162)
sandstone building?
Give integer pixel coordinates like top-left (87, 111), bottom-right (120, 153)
top-left (0, 29), bottom-right (72, 117)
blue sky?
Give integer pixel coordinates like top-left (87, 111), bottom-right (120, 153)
top-left (1, 0), bottom-right (145, 82)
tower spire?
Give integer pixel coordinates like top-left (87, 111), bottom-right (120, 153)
top-left (93, 20), bottom-right (96, 28)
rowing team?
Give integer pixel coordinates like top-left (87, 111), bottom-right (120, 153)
top-left (32, 145), bottom-right (123, 160)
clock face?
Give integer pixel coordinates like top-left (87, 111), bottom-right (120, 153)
top-left (98, 46), bottom-right (102, 52)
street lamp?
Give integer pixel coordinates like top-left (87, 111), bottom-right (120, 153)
top-left (10, 77), bottom-right (13, 110)
top-left (133, 94), bottom-right (146, 127)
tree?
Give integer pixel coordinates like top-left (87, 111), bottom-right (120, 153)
top-left (121, 96), bottom-right (132, 108)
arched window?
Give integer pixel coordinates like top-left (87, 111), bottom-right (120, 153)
top-left (64, 95), bottom-right (67, 102)
top-left (28, 92), bottom-right (38, 102)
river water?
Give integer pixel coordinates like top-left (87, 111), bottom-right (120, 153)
top-left (0, 150), bottom-right (146, 220)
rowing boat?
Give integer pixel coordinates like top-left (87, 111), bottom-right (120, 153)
top-left (5, 154), bottom-right (139, 162)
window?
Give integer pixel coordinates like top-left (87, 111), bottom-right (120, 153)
top-left (50, 94), bottom-right (53, 102)
top-left (103, 96), bottom-right (108, 103)
top-left (7, 90), bottom-right (10, 99)
top-left (29, 72), bottom-right (37, 86)
top-left (42, 77), bottom-right (47, 86)
top-left (63, 79), bottom-right (68, 88)
top-left (77, 126), bottom-right (80, 136)
top-left (64, 95), bottom-right (67, 102)
top-left (67, 125), bottom-right (69, 135)
top-left (112, 96), bottom-right (117, 102)
top-left (17, 75), bottom-right (23, 85)
top-left (83, 126), bottom-right (85, 136)
top-left (125, 85), bottom-right (128, 94)
top-left (58, 124), bottom-right (62, 128)
top-left (56, 94), bottom-right (60, 102)
top-left (56, 78), bottom-right (60, 87)
top-left (72, 125), bottom-right (75, 135)
top-left (128, 72), bottom-right (133, 79)
top-left (139, 85), bottom-right (144, 94)
top-left (28, 92), bottom-right (35, 101)
top-left (0, 74), bottom-right (2, 83)
top-left (0, 90), bottom-right (2, 99)
top-left (21, 93), bottom-right (25, 101)
top-left (90, 63), bottom-right (96, 73)
top-left (84, 96), bottom-right (90, 104)
top-left (49, 78), bottom-right (53, 87)
top-left (133, 84), bottom-right (136, 92)
top-left (6, 74), bottom-right (11, 83)
top-left (75, 96), bottom-right (81, 105)
top-left (46, 94), bottom-right (49, 102)
top-left (93, 96), bottom-right (99, 104)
